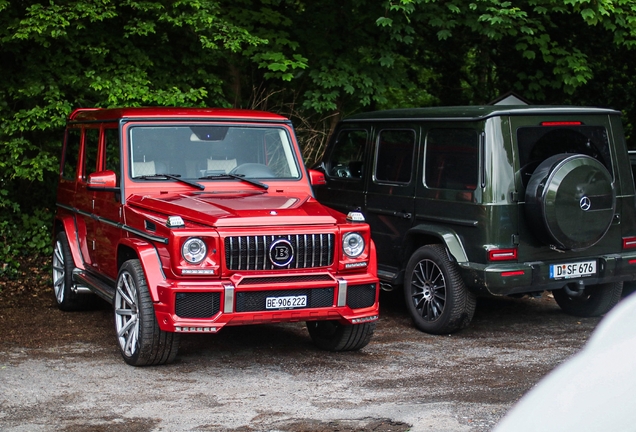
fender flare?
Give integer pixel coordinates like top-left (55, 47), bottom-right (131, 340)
top-left (118, 237), bottom-right (166, 302)
top-left (55, 215), bottom-right (86, 271)
top-left (405, 224), bottom-right (469, 263)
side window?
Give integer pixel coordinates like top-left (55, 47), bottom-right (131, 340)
top-left (104, 128), bottom-right (121, 184)
top-left (326, 129), bottom-right (367, 179)
top-left (375, 129), bottom-right (415, 184)
top-left (425, 129), bottom-right (479, 190)
top-left (83, 128), bottom-right (100, 181)
top-left (62, 128), bottom-right (81, 180)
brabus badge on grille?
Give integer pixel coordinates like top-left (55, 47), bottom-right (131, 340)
top-left (269, 239), bottom-right (294, 267)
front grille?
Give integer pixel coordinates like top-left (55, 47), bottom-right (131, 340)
top-left (175, 292), bottom-right (221, 318)
top-left (235, 288), bottom-right (334, 312)
top-left (225, 234), bottom-right (335, 271)
top-left (347, 284), bottom-right (377, 309)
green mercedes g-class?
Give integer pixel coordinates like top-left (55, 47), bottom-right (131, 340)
top-left (315, 105), bottom-right (636, 334)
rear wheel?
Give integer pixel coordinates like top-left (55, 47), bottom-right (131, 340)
top-left (114, 259), bottom-right (180, 366)
top-left (52, 232), bottom-right (93, 311)
top-left (404, 244), bottom-right (476, 334)
top-left (552, 281), bottom-right (622, 317)
top-left (306, 320), bottom-right (375, 351)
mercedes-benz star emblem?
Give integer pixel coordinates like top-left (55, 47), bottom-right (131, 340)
top-left (269, 239), bottom-right (294, 267)
top-left (580, 196), bottom-right (592, 211)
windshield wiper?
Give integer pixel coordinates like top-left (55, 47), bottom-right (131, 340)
top-left (198, 173), bottom-right (269, 190)
top-left (134, 174), bottom-right (205, 190)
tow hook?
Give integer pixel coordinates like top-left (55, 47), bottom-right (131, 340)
top-left (563, 280), bottom-right (586, 297)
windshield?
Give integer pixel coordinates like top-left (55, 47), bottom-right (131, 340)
top-left (128, 124), bottom-right (301, 181)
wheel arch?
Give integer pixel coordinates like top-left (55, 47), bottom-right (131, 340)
top-left (117, 238), bottom-right (166, 302)
top-left (53, 215), bottom-right (85, 271)
top-left (403, 224), bottom-right (469, 264)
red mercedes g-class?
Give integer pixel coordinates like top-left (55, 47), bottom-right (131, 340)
top-left (52, 107), bottom-right (379, 365)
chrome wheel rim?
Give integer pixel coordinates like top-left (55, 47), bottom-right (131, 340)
top-left (410, 259), bottom-right (446, 322)
top-left (115, 271), bottom-right (139, 357)
top-left (52, 240), bottom-right (66, 304)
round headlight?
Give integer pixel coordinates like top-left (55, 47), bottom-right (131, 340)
top-left (343, 232), bottom-right (365, 258)
top-left (182, 238), bottom-right (207, 264)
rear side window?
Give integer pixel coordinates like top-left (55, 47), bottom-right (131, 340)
top-left (326, 129), bottom-right (368, 179)
top-left (62, 128), bottom-right (81, 180)
top-left (374, 129), bottom-right (415, 184)
top-left (425, 129), bottom-right (479, 190)
top-left (517, 125), bottom-right (612, 187)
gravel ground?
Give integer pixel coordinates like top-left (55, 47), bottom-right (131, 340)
top-left (0, 288), bottom-right (608, 432)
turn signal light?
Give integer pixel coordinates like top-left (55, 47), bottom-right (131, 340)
top-left (488, 248), bottom-right (518, 261)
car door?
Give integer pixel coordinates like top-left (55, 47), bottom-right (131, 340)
top-left (365, 125), bottom-right (418, 276)
top-left (74, 127), bottom-right (101, 269)
top-left (92, 125), bottom-right (123, 280)
top-left (315, 125), bottom-right (371, 215)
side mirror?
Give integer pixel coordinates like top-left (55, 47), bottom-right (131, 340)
top-left (308, 169), bottom-right (326, 186)
top-left (87, 170), bottom-right (120, 192)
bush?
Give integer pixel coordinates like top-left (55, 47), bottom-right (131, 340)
top-left (0, 208), bottom-right (53, 280)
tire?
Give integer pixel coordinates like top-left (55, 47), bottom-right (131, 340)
top-left (525, 153), bottom-right (615, 250)
top-left (306, 320), bottom-right (375, 351)
top-left (404, 244), bottom-right (476, 334)
top-left (52, 232), bottom-right (93, 311)
top-left (552, 281), bottom-right (623, 317)
top-left (114, 259), bottom-right (180, 366)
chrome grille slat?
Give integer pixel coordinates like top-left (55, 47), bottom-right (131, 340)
top-left (225, 233), bottom-right (335, 271)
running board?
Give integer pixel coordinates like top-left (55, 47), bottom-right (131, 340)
top-left (73, 269), bottom-right (116, 303)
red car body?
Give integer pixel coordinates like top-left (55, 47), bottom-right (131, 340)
top-left (53, 107), bottom-right (379, 365)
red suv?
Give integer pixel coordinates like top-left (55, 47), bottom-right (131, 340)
top-left (52, 107), bottom-right (379, 365)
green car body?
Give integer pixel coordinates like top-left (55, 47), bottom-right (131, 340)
top-left (315, 105), bottom-right (636, 334)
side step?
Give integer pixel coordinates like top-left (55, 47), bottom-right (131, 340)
top-left (73, 269), bottom-right (116, 303)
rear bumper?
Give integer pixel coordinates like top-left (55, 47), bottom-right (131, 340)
top-left (459, 252), bottom-right (636, 296)
top-left (153, 271), bottom-right (380, 333)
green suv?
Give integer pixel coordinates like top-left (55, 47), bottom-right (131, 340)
top-left (315, 105), bottom-right (636, 334)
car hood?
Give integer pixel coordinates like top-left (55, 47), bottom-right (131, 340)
top-left (127, 192), bottom-right (337, 227)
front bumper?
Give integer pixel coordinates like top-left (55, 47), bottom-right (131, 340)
top-left (152, 271), bottom-right (380, 333)
top-left (459, 252), bottom-right (636, 296)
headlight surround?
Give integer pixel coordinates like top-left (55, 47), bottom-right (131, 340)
top-left (182, 237), bottom-right (207, 264)
top-left (343, 232), bottom-right (365, 258)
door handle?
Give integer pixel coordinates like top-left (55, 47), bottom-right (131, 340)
top-left (394, 211), bottom-right (412, 219)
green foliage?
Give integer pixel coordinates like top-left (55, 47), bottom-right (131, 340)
top-left (2, 0), bottom-right (636, 279)
top-left (0, 209), bottom-right (53, 279)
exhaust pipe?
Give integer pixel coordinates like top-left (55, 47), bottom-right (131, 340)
top-left (563, 280), bottom-right (586, 297)
top-left (380, 283), bottom-right (394, 292)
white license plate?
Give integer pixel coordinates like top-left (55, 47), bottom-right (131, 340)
top-left (550, 261), bottom-right (596, 280)
top-left (265, 295), bottom-right (307, 310)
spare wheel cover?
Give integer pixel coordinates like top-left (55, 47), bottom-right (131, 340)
top-left (525, 153), bottom-right (615, 250)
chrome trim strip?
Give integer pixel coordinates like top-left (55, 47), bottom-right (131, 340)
top-left (223, 283), bottom-right (235, 313)
top-left (55, 203), bottom-right (169, 244)
top-left (337, 278), bottom-right (348, 307)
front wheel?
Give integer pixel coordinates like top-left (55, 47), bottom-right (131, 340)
top-left (404, 244), bottom-right (476, 334)
top-left (306, 321), bottom-right (375, 351)
top-left (114, 259), bottom-right (180, 366)
top-left (552, 281), bottom-right (622, 317)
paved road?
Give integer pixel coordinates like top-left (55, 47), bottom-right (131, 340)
top-left (0, 291), bottom-right (604, 431)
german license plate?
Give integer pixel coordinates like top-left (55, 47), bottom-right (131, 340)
top-left (265, 295), bottom-right (307, 310)
top-left (549, 261), bottom-right (596, 280)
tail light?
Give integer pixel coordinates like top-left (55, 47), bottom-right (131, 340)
top-left (488, 248), bottom-right (518, 261)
